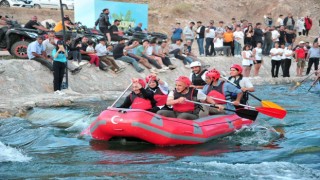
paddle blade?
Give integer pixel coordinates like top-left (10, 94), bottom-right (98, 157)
top-left (256, 107), bottom-right (287, 119)
top-left (261, 100), bottom-right (284, 110)
top-left (235, 108), bottom-right (259, 121)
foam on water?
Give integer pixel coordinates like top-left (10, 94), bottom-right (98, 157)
top-left (182, 161), bottom-right (320, 179)
top-left (0, 141), bottom-right (31, 162)
top-left (226, 120), bottom-right (280, 146)
top-left (26, 108), bottom-right (97, 132)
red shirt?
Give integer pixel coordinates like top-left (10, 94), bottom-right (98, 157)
top-left (295, 48), bottom-right (305, 59)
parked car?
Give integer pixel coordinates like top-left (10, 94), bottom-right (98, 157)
top-left (0, 0), bottom-right (33, 8)
top-left (33, 0), bottom-right (74, 10)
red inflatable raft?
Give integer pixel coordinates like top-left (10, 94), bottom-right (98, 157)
top-left (87, 108), bottom-right (253, 146)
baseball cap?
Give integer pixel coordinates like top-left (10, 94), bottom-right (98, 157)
top-left (299, 41), bottom-right (305, 44)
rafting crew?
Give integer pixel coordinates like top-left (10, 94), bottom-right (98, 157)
top-left (202, 69), bottom-right (243, 114)
top-left (189, 61), bottom-right (208, 89)
top-left (145, 74), bottom-right (171, 110)
top-left (118, 78), bottom-right (159, 113)
top-left (157, 76), bottom-right (224, 120)
top-left (228, 64), bottom-right (254, 108)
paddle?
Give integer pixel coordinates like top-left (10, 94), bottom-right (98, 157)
top-left (220, 75), bottom-right (284, 110)
top-left (209, 97), bottom-right (286, 119)
top-left (308, 77), bottom-right (320, 92)
top-left (185, 100), bottom-right (259, 121)
top-left (80, 82), bottom-right (133, 136)
top-left (110, 82), bottom-right (133, 107)
top-left (290, 72), bottom-right (315, 90)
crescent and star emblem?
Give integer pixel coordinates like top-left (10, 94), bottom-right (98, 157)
top-left (111, 116), bottom-right (123, 124)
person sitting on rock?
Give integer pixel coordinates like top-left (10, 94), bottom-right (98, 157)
top-left (79, 36), bottom-right (108, 71)
top-left (145, 74), bottom-right (170, 110)
top-left (169, 39), bottom-right (193, 68)
top-left (157, 76), bottom-right (223, 120)
top-left (27, 35), bottom-right (53, 71)
top-left (113, 37), bottom-right (145, 73)
top-left (118, 78), bottom-right (159, 113)
top-left (150, 39), bottom-right (175, 70)
top-left (202, 69), bottom-right (243, 114)
top-left (189, 61), bottom-right (208, 89)
top-left (139, 39), bottom-right (167, 73)
top-left (157, 40), bottom-right (177, 70)
top-left (24, 16), bottom-right (49, 32)
top-left (95, 38), bottom-right (125, 74)
top-left (126, 39), bottom-right (156, 73)
top-left (228, 64), bottom-right (254, 108)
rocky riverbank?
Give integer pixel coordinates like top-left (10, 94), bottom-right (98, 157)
top-left (0, 56), bottom-right (315, 117)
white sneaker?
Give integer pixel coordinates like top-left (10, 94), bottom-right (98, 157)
top-left (79, 61), bottom-right (88, 66)
top-left (96, 67), bottom-right (100, 71)
top-left (158, 68), bottom-right (167, 73)
top-left (54, 90), bottom-right (65, 95)
top-left (72, 61), bottom-right (79, 67)
top-left (86, 63), bottom-right (92, 67)
top-left (162, 66), bottom-right (170, 70)
top-left (185, 64), bottom-right (190, 68)
top-left (150, 68), bottom-right (158, 73)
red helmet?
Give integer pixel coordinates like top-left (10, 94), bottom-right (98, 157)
top-left (230, 64), bottom-right (243, 74)
top-left (137, 79), bottom-right (146, 88)
top-left (206, 69), bottom-right (220, 81)
top-left (146, 74), bottom-right (157, 83)
top-left (176, 76), bottom-right (191, 87)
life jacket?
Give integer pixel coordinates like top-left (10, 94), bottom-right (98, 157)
top-left (191, 69), bottom-right (207, 86)
top-left (206, 81), bottom-right (227, 104)
top-left (130, 93), bottom-right (152, 110)
top-left (173, 87), bottom-right (197, 113)
top-left (228, 76), bottom-right (249, 104)
top-left (147, 87), bottom-right (168, 106)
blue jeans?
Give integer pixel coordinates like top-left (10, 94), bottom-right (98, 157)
top-left (116, 56), bottom-right (144, 72)
top-left (234, 41), bottom-right (241, 55)
top-left (285, 42), bottom-right (292, 47)
top-left (197, 38), bottom-right (204, 55)
top-left (185, 56), bottom-right (193, 64)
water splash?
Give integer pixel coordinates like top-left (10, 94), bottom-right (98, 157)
top-left (0, 141), bottom-right (31, 162)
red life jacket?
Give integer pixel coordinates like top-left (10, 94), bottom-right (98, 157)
top-left (153, 88), bottom-right (168, 106)
top-left (130, 93), bottom-right (152, 110)
top-left (206, 81), bottom-right (227, 104)
top-left (173, 87), bottom-right (197, 112)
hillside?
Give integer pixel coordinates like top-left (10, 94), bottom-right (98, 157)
top-left (1, 0), bottom-right (320, 37)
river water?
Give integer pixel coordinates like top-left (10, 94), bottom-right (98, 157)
top-left (1, 84), bottom-right (319, 179)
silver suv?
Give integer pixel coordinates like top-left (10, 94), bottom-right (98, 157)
top-left (0, 0), bottom-right (33, 8)
top-left (33, 0), bottom-right (74, 10)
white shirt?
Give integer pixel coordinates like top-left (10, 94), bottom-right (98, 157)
top-left (168, 89), bottom-right (207, 101)
top-left (214, 38), bottom-right (224, 48)
top-left (233, 31), bottom-right (244, 43)
top-left (242, 50), bottom-right (253, 66)
top-left (95, 43), bottom-right (108, 56)
top-left (276, 17), bottom-right (283, 26)
top-left (205, 28), bottom-right (215, 38)
top-left (270, 48), bottom-right (283, 60)
top-left (86, 46), bottom-right (94, 53)
top-left (283, 48), bottom-right (293, 59)
top-left (229, 76), bottom-right (254, 89)
top-left (146, 46), bottom-right (153, 56)
top-left (183, 26), bottom-right (194, 40)
top-left (43, 39), bottom-right (57, 56)
top-left (271, 30), bottom-right (280, 41)
top-left (254, 47), bottom-right (262, 60)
